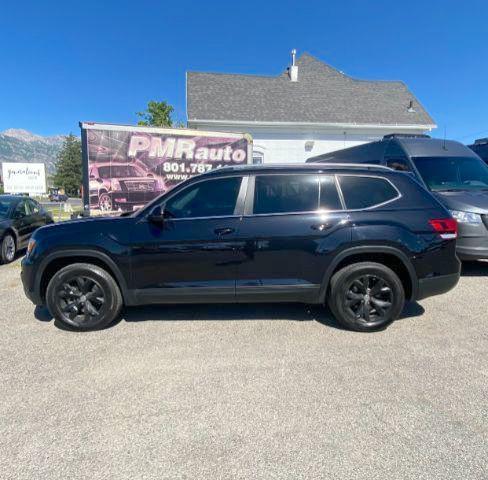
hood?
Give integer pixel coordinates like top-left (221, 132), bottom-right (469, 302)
top-left (33, 215), bottom-right (132, 238)
top-left (433, 190), bottom-right (488, 214)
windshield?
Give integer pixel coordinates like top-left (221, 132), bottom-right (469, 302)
top-left (413, 156), bottom-right (488, 191)
top-left (0, 198), bottom-right (13, 219)
top-left (98, 165), bottom-right (145, 179)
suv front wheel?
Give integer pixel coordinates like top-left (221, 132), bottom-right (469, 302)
top-left (46, 263), bottom-right (123, 331)
top-left (328, 262), bottom-right (405, 332)
top-left (98, 192), bottom-right (113, 211)
top-left (1, 233), bottom-right (16, 264)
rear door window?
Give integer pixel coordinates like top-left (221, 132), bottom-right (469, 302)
top-left (338, 175), bottom-right (399, 209)
top-left (253, 174), bottom-right (319, 214)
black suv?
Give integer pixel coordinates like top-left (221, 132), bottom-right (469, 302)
top-left (21, 164), bottom-right (460, 332)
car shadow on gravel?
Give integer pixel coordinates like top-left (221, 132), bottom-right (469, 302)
top-left (120, 300), bottom-right (425, 331)
top-left (311, 301), bottom-right (424, 330)
top-left (35, 301), bottom-right (425, 332)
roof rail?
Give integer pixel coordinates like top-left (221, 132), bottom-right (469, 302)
top-left (306, 162), bottom-right (393, 171)
top-left (201, 162), bottom-right (395, 174)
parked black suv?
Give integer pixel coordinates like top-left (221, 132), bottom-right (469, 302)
top-left (21, 164), bottom-right (460, 332)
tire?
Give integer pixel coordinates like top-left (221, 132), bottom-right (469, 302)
top-left (327, 262), bottom-right (405, 332)
top-left (98, 192), bottom-right (112, 211)
top-left (1, 233), bottom-right (16, 264)
top-left (46, 263), bottom-right (123, 331)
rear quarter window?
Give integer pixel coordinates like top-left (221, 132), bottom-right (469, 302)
top-left (339, 175), bottom-right (399, 209)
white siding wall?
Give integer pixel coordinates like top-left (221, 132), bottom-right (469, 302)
top-left (248, 129), bottom-right (385, 163)
top-left (189, 122), bottom-right (430, 164)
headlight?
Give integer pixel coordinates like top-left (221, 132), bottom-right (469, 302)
top-left (449, 210), bottom-right (482, 224)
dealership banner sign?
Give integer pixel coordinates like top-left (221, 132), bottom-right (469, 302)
top-left (80, 122), bottom-right (252, 213)
top-left (2, 162), bottom-right (46, 194)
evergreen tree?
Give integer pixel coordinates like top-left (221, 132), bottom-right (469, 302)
top-left (52, 134), bottom-right (82, 197)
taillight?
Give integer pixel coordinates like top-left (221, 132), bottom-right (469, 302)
top-left (429, 218), bottom-right (458, 240)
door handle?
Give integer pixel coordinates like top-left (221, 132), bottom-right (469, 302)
top-left (214, 227), bottom-right (235, 236)
top-left (311, 223), bottom-right (331, 231)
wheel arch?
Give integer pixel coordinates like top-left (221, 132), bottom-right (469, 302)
top-left (36, 250), bottom-right (131, 304)
top-left (319, 246), bottom-right (417, 302)
top-left (97, 188), bottom-right (110, 199)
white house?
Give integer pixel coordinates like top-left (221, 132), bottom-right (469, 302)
top-left (186, 51), bottom-right (436, 164)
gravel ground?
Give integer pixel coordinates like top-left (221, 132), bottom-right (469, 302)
top-left (1, 258), bottom-right (487, 479)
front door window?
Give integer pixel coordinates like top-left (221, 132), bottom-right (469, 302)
top-left (164, 176), bottom-right (242, 218)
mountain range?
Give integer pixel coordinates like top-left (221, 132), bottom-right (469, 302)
top-left (0, 129), bottom-right (66, 175)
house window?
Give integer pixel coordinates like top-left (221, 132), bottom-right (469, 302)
top-left (253, 151), bottom-right (264, 165)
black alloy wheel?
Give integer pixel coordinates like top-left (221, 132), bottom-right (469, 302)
top-left (344, 274), bottom-right (393, 324)
top-left (57, 276), bottom-right (106, 325)
top-left (46, 263), bottom-right (123, 330)
top-left (328, 262), bottom-right (405, 332)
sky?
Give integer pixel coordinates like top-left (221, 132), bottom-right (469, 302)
top-left (0, 0), bottom-right (486, 144)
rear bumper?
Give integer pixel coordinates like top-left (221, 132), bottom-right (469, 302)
top-left (416, 272), bottom-right (460, 301)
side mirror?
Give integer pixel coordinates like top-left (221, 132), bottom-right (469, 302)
top-left (147, 205), bottom-right (165, 224)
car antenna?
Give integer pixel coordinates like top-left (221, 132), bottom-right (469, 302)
top-left (443, 126), bottom-right (447, 150)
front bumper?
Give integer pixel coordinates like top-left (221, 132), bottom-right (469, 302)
top-left (21, 257), bottom-right (43, 305)
top-left (456, 238), bottom-right (488, 260)
top-left (456, 221), bottom-right (488, 260)
top-left (112, 191), bottom-right (161, 211)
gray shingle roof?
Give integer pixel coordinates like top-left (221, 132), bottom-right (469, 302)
top-left (187, 53), bottom-right (435, 126)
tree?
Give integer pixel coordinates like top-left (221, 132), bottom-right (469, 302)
top-left (136, 100), bottom-right (182, 128)
top-left (53, 134), bottom-right (82, 197)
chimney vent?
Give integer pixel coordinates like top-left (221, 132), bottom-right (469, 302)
top-left (289, 49), bottom-right (298, 82)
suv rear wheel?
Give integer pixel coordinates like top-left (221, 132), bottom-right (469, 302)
top-left (46, 263), bottom-right (123, 331)
top-left (328, 262), bottom-right (405, 332)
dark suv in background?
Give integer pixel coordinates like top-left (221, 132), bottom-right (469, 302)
top-left (468, 138), bottom-right (488, 163)
top-left (308, 134), bottom-right (488, 260)
top-left (21, 164), bottom-right (460, 332)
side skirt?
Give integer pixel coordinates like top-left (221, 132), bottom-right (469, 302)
top-left (127, 285), bottom-right (321, 306)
